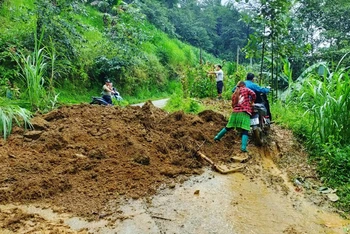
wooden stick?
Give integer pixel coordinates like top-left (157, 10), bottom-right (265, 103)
top-left (197, 151), bottom-right (244, 174)
top-left (151, 215), bottom-right (172, 221)
top-left (197, 151), bottom-right (215, 165)
top-left (213, 164), bottom-right (244, 174)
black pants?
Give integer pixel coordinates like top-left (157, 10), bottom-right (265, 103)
top-left (102, 95), bottom-right (112, 104)
top-left (217, 81), bottom-right (223, 95)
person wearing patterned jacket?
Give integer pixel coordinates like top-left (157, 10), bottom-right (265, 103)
top-left (214, 81), bottom-right (256, 152)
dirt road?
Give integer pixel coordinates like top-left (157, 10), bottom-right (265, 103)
top-left (132, 98), bottom-right (169, 109)
top-left (0, 100), bottom-right (349, 233)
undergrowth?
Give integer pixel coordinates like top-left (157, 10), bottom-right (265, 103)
top-left (164, 86), bottom-right (205, 114)
top-left (271, 101), bottom-right (350, 213)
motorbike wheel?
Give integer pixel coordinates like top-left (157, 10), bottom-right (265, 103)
top-left (90, 98), bottom-right (109, 106)
top-left (253, 128), bottom-right (263, 146)
top-left (263, 124), bottom-right (271, 131)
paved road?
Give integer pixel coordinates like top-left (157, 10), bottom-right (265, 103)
top-left (132, 98), bottom-right (169, 109)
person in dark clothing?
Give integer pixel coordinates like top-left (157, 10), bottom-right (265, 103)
top-left (242, 73), bottom-right (272, 120)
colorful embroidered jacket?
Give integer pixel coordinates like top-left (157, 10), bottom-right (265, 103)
top-left (232, 87), bottom-right (256, 115)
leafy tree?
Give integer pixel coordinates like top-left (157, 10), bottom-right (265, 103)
top-left (203, 1), bottom-right (250, 61)
top-left (317, 0), bottom-right (350, 50)
top-left (160, 0), bottom-right (179, 8)
top-left (296, 0), bottom-right (350, 64)
top-left (135, 0), bottom-right (176, 36)
top-left (169, 7), bottom-right (213, 51)
top-left (295, 0), bottom-right (324, 55)
top-left (35, 0), bottom-right (85, 85)
top-left (165, 0), bottom-right (251, 61)
top-left (241, 0), bottom-right (303, 100)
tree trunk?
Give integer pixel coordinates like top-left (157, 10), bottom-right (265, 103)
top-left (259, 25), bottom-right (266, 86)
top-left (271, 38), bottom-right (274, 103)
top-left (236, 45), bottom-right (240, 67)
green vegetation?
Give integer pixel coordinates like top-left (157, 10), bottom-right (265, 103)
top-left (163, 85), bottom-right (205, 114)
top-left (271, 101), bottom-right (312, 141)
top-left (11, 30), bottom-right (58, 112)
top-left (272, 58), bottom-right (350, 212)
top-left (0, 98), bottom-right (32, 139)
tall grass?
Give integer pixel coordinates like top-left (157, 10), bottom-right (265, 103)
top-left (0, 98), bottom-right (32, 139)
top-left (271, 101), bottom-right (312, 141)
top-left (296, 67), bottom-right (350, 146)
top-left (11, 30), bottom-right (57, 112)
top-left (281, 57), bottom-right (350, 212)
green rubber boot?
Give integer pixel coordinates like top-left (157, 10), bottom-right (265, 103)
top-left (241, 134), bottom-right (249, 152)
top-left (214, 128), bottom-right (227, 141)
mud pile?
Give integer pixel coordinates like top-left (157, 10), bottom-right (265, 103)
top-left (0, 101), bottom-right (248, 217)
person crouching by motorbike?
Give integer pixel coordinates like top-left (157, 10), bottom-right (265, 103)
top-left (214, 81), bottom-right (256, 152)
top-left (102, 79), bottom-right (115, 105)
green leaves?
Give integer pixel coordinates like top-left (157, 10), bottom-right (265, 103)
top-left (0, 98), bottom-right (32, 139)
top-left (273, 60), bottom-right (350, 213)
top-left (286, 58), bottom-right (350, 146)
top-left (11, 28), bottom-right (58, 112)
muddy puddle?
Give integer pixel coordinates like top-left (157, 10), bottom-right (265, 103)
top-left (1, 167), bottom-right (349, 234)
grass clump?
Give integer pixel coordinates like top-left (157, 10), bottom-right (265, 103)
top-left (0, 98), bottom-right (32, 139)
top-left (164, 84), bottom-right (205, 114)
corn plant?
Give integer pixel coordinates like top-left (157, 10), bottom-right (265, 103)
top-left (17, 47), bottom-right (46, 110)
top-left (304, 72), bottom-right (350, 145)
top-left (0, 98), bottom-right (32, 139)
top-left (188, 63), bottom-right (216, 99)
top-left (286, 57), bottom-right (350, 146)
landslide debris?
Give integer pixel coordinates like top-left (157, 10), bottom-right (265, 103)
top-left (0, 102), bottom-right (242, 217)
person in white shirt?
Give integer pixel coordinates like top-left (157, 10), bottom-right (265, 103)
top-left (208, 64), bottom-right (224, 100)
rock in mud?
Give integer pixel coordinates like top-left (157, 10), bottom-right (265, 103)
top-left (133, 154), bottom-right (150, 165)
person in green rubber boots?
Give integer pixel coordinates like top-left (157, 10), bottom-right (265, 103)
top-left (214, 81), bottom-right (256, 152)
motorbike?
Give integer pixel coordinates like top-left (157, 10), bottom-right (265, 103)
top-left (250, 93), bottom-right (271, 146)
top-left (90, 88), bottom-right (123, 106)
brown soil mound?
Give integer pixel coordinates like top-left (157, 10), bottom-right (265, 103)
top-left (0, 101), bottom-right (246, 217)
